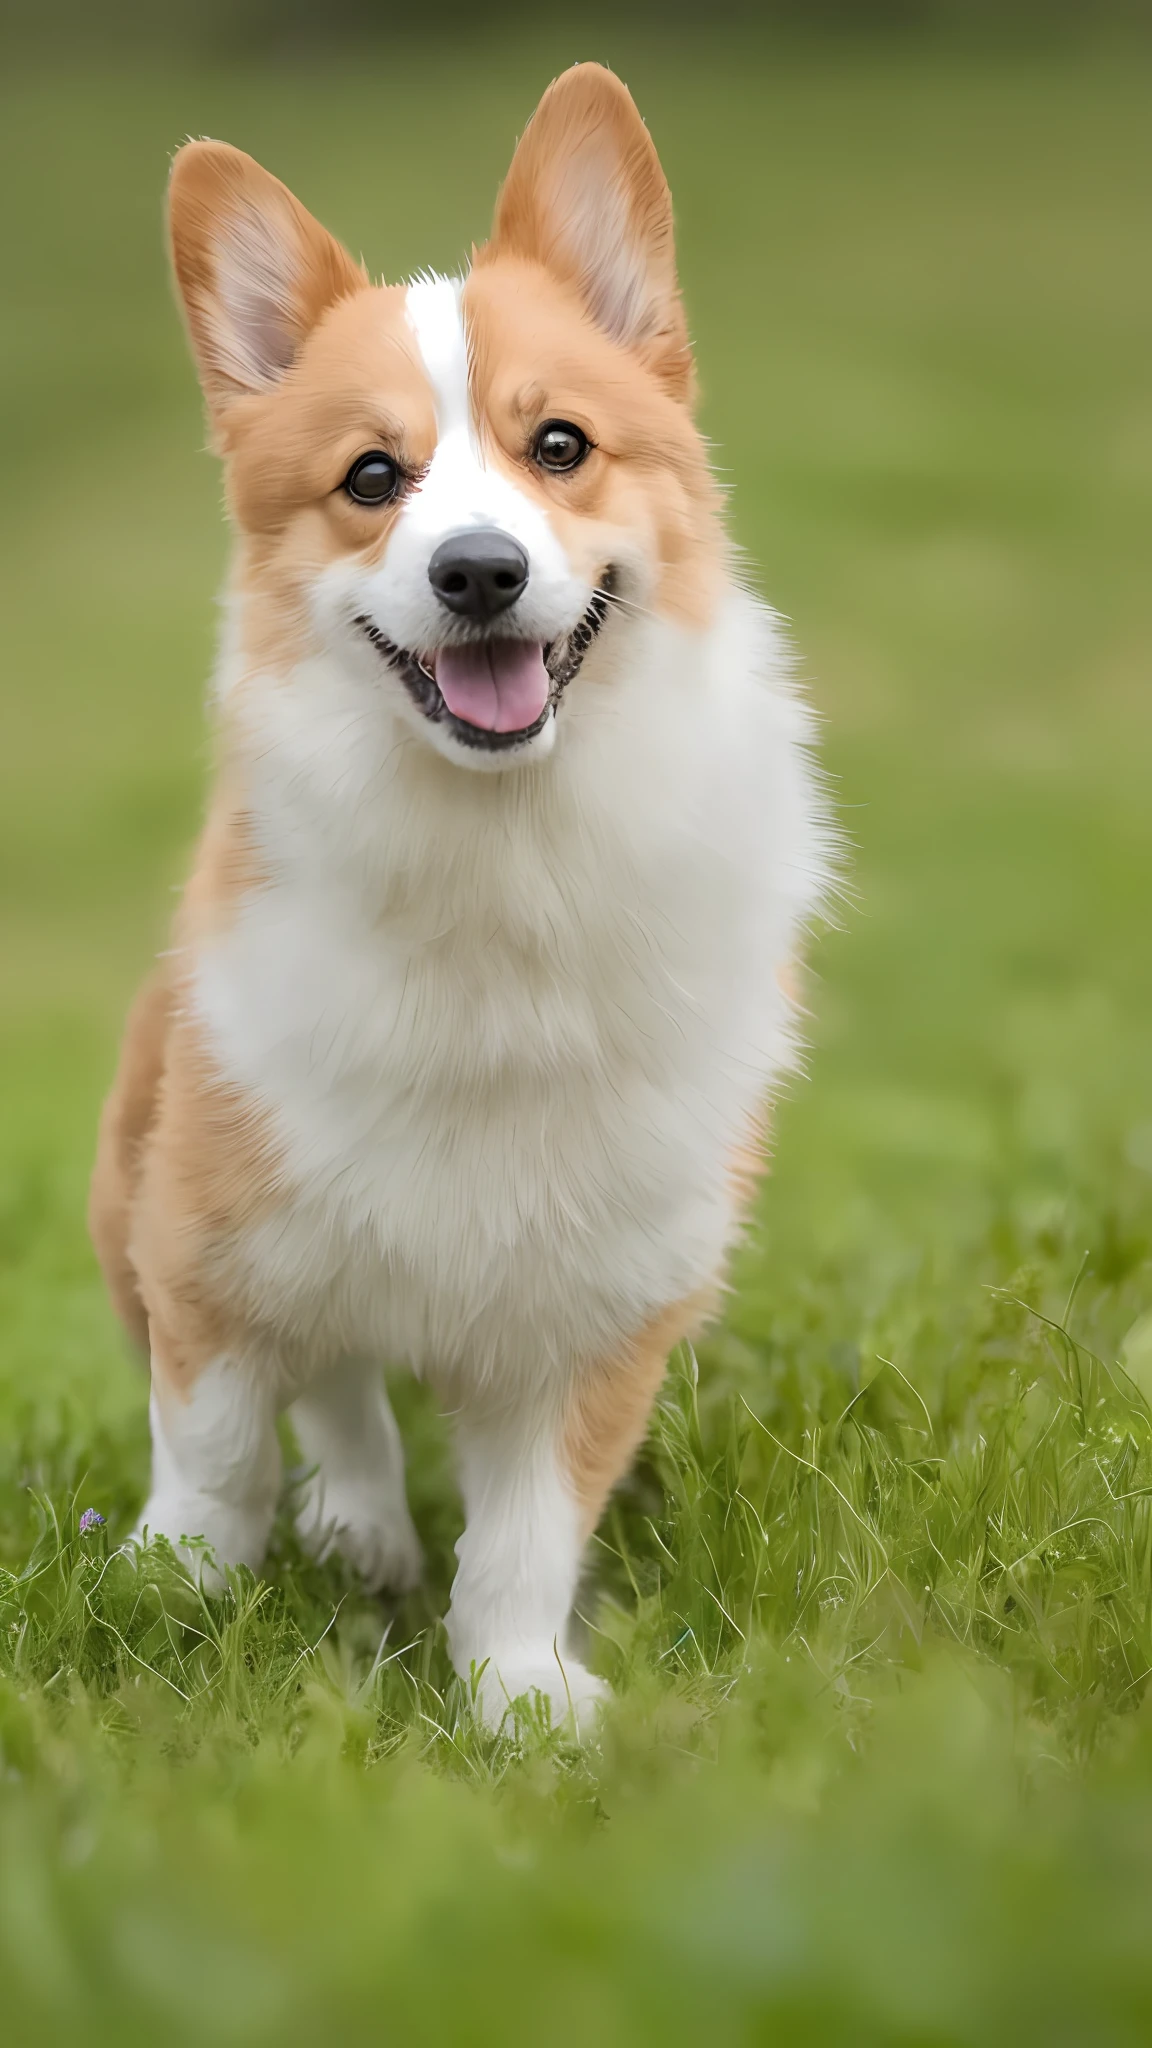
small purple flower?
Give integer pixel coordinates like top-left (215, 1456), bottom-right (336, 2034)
top-left (79, 1508), bottom-right (105, 1534)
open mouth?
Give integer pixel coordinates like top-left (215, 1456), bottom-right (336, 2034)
top-left (354, 573), bottom-right (614, 753)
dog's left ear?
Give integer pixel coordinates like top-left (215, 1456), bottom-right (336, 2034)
top-left (486, 64), bottom-right (692, 402)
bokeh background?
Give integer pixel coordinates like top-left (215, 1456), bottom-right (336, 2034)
top-left (2, 5), bottom-right (1152, 2042)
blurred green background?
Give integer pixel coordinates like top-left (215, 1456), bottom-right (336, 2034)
top-left (2, 11), bottom-right (1152, 2044)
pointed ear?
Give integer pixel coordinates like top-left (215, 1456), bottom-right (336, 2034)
top-left (487, 65), bottom-right (692, 401)
top-left (168, 140), bottom-right (366, 422)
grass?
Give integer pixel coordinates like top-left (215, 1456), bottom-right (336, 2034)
top-left (2, 29), bottom-right (1152, 2044)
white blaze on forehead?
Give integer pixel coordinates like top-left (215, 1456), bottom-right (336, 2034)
top-left (404, 274), bottom-right (471, 440)
top-left (394, 270), bottom-right (576, 580)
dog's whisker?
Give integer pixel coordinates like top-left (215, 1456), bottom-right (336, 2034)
top-left (595, 585), bottom-right (657, 624)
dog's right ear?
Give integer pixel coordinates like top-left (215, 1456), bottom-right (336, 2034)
top-left (486, 65), bottom-right (692, 402)
top-left (168, 140), bottom-right (366, 430)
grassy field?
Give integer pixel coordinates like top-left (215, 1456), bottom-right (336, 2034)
top-left (2, 32), bottom-right (1152, 2044)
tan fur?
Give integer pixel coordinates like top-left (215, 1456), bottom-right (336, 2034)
top-left (89, 969), bottom-right (173, 1353)
top-left (127, 1000), bottom-right (282, 1400)
top-left (91, 774), bottom-right (287, 1387)
top-left (483, 65), bottom-right (693, 402)
top-left (226, 287), bottom-right (440, 674)
top-left (464, 260), bottom-right (723, 630)
top-left (562, 1290), bottom-right (714, 1536)
top-left (169, 140), bottom-right (368, 424)
top-left (729, 1111), bottom-right (772, 1218)
top-left (90, 957), bottom-right (284, 1394)
top-left (467, 66), bottom-right (719, 630)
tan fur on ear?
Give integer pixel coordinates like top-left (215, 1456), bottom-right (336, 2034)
top-left (481, 64), bottom-right (693, 402)
top-left (168, 139), bottom-right (367, 424)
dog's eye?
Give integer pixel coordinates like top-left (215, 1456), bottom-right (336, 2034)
top-left (533, 421), bottom-right (592, 474)
top-left (344, 453), bottom-right (400, 505)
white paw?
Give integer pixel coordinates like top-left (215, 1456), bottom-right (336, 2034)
top-left (294, 1474), bottom-right (423, 1594)
top-left (128, 1491), bottom-right (271, 1590)
top-left (470, 1651), bottom-right (607, 1740)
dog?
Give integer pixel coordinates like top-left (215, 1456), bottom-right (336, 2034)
top-left (89, 63), bottom-right (831, 1732)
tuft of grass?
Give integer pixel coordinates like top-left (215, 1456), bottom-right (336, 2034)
top-left (2, 31), bottom-right (1152, 2046)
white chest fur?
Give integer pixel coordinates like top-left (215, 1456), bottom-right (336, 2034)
top-left (191, 591), bottom-right (829, 1393)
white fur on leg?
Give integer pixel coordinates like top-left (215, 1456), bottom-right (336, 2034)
top-left (132, 1356), bottom-right (281, 1587)
top-left (445, 1401), bottom-right (605, 1737)
top-left (290, 1358), bottom-right (422, 1592)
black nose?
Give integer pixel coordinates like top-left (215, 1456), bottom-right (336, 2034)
top-left (427, 529), bottom-right (529, 620)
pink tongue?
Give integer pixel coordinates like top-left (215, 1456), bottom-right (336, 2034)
top-left (434, 640), bottom-right (551, 734)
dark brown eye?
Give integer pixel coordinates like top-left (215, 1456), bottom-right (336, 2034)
top-left (344, 452), bottom-right (400, 505)
top-left (533, 420), bottom-right (592, 473)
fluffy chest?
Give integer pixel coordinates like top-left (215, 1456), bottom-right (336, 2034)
top-left (189, 600), bottom-right (826, 1377)
top-left (196, 846), bottom-right (764, 1370)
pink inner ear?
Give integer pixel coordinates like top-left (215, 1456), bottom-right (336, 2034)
top-left (212, 207), bottom-right (300, 391)
top-left (434, 641), bottom-right (551, 733)
top-left (483, 65), bottom-right (682, 372)
top-left (547, 150), bottom-right (650, 344)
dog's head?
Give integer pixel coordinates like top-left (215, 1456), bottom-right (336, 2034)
top-left (170, 65), bottom-right (722, 771)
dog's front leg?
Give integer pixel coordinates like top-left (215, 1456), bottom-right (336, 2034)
top-left (290, 1357), bottom-right (423, 1594)
top-left (444, 1388), bottom-right (606, 1736)
top-left (132, 1338), bottom-right (281, 1588)
top-left (445, 1298), bottom-right (708, 1735)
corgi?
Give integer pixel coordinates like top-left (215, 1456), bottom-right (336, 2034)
top-left (89, 63), bottom-right (831, 1732)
